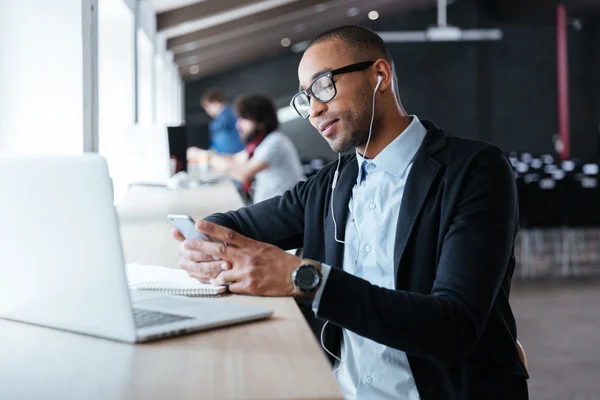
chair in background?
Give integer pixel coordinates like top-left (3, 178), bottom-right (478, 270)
top-left (564, 173), bottom-right (600, 276)
top-left (518, 175), bottom-right (569, 278)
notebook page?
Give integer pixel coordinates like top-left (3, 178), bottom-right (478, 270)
top-left (126, 263), bottom-right (226, 294)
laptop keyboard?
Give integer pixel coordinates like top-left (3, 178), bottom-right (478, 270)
top-left (133, 308), bottom-right (194, 329)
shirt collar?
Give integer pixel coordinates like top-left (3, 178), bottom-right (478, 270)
top-left (356, 115), bottom-right (427, 182)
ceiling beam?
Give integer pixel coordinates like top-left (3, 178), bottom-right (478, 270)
top-left (174, 26), bottom-right (308, 65)
top-left (180, 42), bottom-right (281, 79)
top-left (157, 0), bottom-right (261, 32)
top-left (167, 0), bottom-right (329, 53)
top-left (175, 0), bottom-right (431, 67)
top-left (174, 0), bottom-right (377, 66)
top-left (177, 0), bottom-right (438, 78)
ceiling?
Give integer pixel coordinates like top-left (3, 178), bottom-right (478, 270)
top-left (149, 0), bottom-right (600, 81)
top-left (151, 0), bottom-right (200, 13)
top-left (149, 0), bottom-right (438, 80)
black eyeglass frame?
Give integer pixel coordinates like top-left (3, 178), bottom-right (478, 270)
top-left (290, 60), bottom-right (375, 119)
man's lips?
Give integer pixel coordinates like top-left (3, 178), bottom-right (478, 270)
top-left (319, 119), bottom-right (339, 137)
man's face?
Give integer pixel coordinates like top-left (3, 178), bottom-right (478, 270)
top-left (202, 101), bottom-right (222, 118)
top-left (236, 117), bottom-right (258, 142)
top-left (298, 40), bottom-right (374, 153)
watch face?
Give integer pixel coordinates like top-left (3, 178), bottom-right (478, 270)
top-left (295, 265), bottom-right (320, 291)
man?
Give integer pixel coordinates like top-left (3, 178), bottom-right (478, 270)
top-left (201, 89), bottom-right (245, 154)
top-left (209, 94), bottom-right (305, 203)
top-left (174, 26), bottom-right (529, 399)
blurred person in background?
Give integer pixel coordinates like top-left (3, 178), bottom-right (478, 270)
top-left (198, 88), bottom-right (245, 154)
top-left (208, 93), bottom-right (306, 204)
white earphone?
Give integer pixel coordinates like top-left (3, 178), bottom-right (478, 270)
top-left (323, 74), bottom-right (383, 371)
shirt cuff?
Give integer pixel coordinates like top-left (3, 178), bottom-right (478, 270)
top-left (312, 263), bottom-right (332, 314)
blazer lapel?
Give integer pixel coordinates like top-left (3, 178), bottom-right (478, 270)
top-left (393, 123), bottom-right (445, 280)
top-left (325, 157), bottom-right (358, 268)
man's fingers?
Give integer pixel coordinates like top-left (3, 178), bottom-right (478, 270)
top-left (178, 244), bottom-right (214, 262)
top-left (195, 220), bottom-right (252, 248)
top-left (227, 280), bottom-right (251, 294)
top-left (172, 228), bottom-right (185, 242)
top-left (210, 268), bottom-right (246, 286)
top-left (179, 259), bottom-right (231, 275)
top-left (186, 272), bottom-right (211, 284)
top-left (184, 238), bottom-right (238, 262)
top-left (178, 242), bottom-right (216, 262)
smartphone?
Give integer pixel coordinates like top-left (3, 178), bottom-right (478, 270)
top-left (167, 214), bottom-right (211, 241)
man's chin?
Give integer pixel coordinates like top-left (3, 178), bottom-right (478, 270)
top-left (328, 139), bottom-right (355, 154)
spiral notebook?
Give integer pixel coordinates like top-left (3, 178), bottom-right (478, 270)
top-left (126, 263), bottom-right (227, 297)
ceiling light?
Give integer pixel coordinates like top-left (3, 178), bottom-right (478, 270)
top-left (294, 24), bottom-right (306, 33)
top-left (280, 37), bottom-right (291, 47)
top-left (182, 43), bottom-right (198, 52)
top-left (426, 26), bottom-right (461, 41)
top-left (368, 10), bottom-right (379, 20)
top-left (189, 65), bottom-right (200, 74)
top-left (347, 7), bottom-right (359, 17)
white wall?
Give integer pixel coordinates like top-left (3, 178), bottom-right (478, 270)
top-left (154, 54), bottom-right (167, 125)
top-left (0, 0), bottom-right (183, 194)
top-left (0, 0), bottom-right (88, 153)
top-left (137, 28), bottom-right (155, 125)
top-left (98, 0), bottom-right (136, 202)
top-left (170, 68), bottom-right (181, 124)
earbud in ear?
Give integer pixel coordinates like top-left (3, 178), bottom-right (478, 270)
top-left (375, 75), bottom-right (383, 90)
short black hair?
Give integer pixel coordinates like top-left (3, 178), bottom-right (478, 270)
top-left (308, 25), bottom-right (398, 97)
top-left (309, 25), bottom-right (392, 63)
top-left (233, 94), bottom-right (279, 134)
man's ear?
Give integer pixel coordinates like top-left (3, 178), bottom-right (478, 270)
top-left (373, 59), bottom-right (392, 92)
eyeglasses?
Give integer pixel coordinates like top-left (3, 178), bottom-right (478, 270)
top-left (290, 61), bottom-right (375, 119)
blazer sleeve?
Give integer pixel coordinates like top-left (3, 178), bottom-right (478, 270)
top-left (315, 146), bottom-right (518, 366)
top-left (203, 177), bottom-right (310, 250)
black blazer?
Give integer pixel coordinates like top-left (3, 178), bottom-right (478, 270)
top-left (206, 120), bottom-right (529, 399)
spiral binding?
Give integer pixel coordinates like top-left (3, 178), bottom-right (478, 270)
top-left (137, 285), bottom-right (222, 297)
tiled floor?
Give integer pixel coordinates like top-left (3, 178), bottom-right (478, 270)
top-left (511, 279), bottom-right (600, 400)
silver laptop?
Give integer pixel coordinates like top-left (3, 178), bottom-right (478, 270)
top-left (0, 154), bottom-right (272, 342)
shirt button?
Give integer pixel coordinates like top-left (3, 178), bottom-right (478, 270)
top-left (364, 245), bottom-right (372, 252)
top-left (369, 203), bottom-right (376, 210)
top-left (365, 376), bottom-right (373, 384)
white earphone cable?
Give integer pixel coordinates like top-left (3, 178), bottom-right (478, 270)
top-left (320, 75), bottom-right (382, 371)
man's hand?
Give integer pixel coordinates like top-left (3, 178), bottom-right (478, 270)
top-left (172, 227), bottom-right (232, 283)
top-left (173, 220), bottom-right (301, 296)
top-left (186, 146), bottom-right (205, 162)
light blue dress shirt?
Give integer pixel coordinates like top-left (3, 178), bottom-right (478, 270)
top-left (313, 116), bottom-right (427, 399)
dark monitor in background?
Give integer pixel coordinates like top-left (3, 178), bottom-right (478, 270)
top-left (186, 124), bottom-right (210, 150)
top-left (167, 126), bottom-right (188, 173)
top-left (167, 124), bottom-right (211, 173)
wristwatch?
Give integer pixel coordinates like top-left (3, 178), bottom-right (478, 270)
top-left (292, 259), bottom-right (323, 303)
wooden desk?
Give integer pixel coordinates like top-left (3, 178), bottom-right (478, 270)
top-left (116, 182), bottom-right (244, 269)
top-left (0, 183), bottom-right (342, 400)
